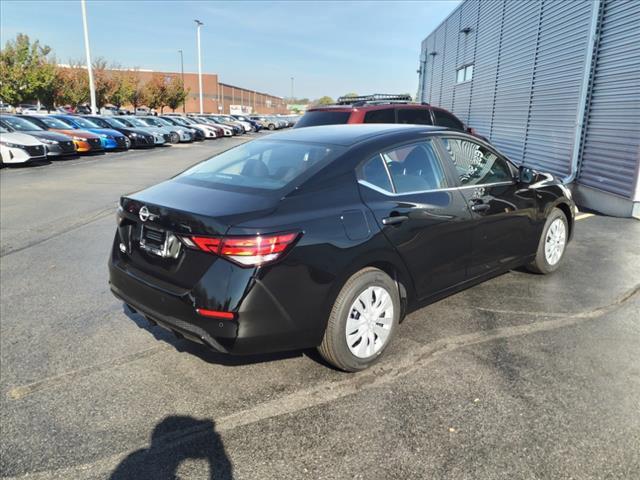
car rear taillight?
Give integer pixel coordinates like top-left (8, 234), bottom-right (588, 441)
top-left (182, 232), bottom-right (300, 267)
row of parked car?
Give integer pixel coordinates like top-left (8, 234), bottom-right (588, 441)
top-left (0, 113), bottom-right (299, 167)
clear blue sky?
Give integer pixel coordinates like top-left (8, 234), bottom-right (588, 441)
top-left (1, 0), bottom-right (460, 99)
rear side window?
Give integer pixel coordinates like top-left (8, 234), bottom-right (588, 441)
top-left (359, 140), bottom-right (447, 193)
top-left (179, 140), bottom-right (345, 192)
top-left (397, 108), bottom-right (432, 125)
top-left (360, 155), bottom-right (393, 192)
top-left (433, 110), bottom-right (465, 131)
top-left (295, 111), bottom-right (351, 128)
top-left (363, 108), bottom-right (395, 124)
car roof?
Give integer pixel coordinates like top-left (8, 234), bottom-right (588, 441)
top-left (307, 103), bottom-right (434, 112)
top-left (262, 124), bottom-right (446, 146)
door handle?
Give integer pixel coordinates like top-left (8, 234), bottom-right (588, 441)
top-left (470, 202), bottom-right (490, 212)
top-left (382, 215), bottom-right (409, 225)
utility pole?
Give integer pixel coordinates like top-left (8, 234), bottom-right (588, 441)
top-left (194, 19), bottom-right (204, 114)
top-left (80, 0), bottom-right (97, 114)
top-left (178, 49), bottom-right (185, 113)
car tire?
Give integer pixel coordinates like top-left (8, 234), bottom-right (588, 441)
top-left (170, 132), bottom-right (180, 144)
top-left (527, 207), bottom-right (569, 274)
top-left (268, 124), bottom-right (276, 131)
top-left (318, 267), bottom-right (400, 372)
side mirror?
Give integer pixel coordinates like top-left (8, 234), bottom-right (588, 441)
top-left (518, 166), bottom-right (535, 185)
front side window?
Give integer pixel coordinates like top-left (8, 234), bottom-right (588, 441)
top-left (433, 110), bottom-right (465, 131)
top-left (397, 108), bottom-right (432, 125)
top-left (442, 138), bottom-right (513, 186)
top-left (178, 140), bottom-right (345, 192)
top-left (359, 140), bottom-right (447, 194)
top-left (363, 108), bottom-right (395, 124)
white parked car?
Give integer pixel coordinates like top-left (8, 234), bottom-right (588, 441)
top-left (218, 114), bottom-right (252, 132)
top-left (0, 126), bottom-right (47, 166)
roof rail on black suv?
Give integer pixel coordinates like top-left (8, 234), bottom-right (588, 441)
top-left (336, 93), bottom-right (415, 106)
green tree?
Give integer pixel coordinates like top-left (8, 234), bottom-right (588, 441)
top-left (315, 96), bottom-right (334, 105)
top-left (56, 61), bottom-right (89, 108)
top-left (166, 77), bottom-right (189, 112)
top-left (108, 69), bottom-right (136, 109)
top-left (0, 33), bottom-right (58, 108)
top-left (342, 92), bottom-right (358, 98)
top-left (92, 57), bottom-right (115, 108)
top-left (145, 73), bottom-right (169, 113)
top-left (126, 70), bottom-right (147, 112)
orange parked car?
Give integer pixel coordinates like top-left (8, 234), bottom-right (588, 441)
top-left (20, 115), bottom-right (104, 153)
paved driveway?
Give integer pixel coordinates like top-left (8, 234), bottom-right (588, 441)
top-left (1, 140), bottom-right (639, 479)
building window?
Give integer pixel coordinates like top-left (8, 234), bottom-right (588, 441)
top-left (456, 64), bottom-right (473, 83)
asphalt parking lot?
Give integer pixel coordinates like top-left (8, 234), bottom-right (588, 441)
top-left (1, 138), bottom-right (639, 480)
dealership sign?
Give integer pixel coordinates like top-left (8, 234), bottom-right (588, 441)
top-left (230, 105), bottom-right (252, 115)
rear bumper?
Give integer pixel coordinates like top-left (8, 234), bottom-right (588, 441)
top-left (108, 245), bottom-right (322, 355)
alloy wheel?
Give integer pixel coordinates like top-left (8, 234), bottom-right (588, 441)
top-left (544, 218), bottom-right (566, 265)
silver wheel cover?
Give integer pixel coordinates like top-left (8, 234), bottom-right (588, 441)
top-left (345, 286), bottom-right (394, 359)
top-left (544, 218), bottom-right (567, 266)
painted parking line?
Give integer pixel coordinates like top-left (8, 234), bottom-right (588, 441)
top-left (575, 213), bottom-right (594, 221)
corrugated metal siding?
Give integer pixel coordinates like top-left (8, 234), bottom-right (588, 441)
top-left (522, 0), bottom-right (592, 176)
top-left (421, 35), bottom-right (436, 103)
top-left (458, 0), bottom-right (479, 66)
top-left (440, 10), bottom-right (461, 110)
top-left (467, 0), bottom-right (504, 138)
top-left (430, 26), bottom-right (445, 104)
top-left (453, 0), bottom-right (480, 123)
top-left (579, 0), bottom-right (640, 198)
top-left (489, 0), bottom-right (541, 162)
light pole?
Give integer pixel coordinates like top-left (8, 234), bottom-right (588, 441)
top-left (178, 49), bottom-right (185, 113)
top-left (80, 0), bottom-right (97, 114)
top-left (290, 76), bottom-right (294, 102)
top-left (194, 19), bottom-right (204, 114)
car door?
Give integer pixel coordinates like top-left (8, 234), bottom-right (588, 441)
top-left (437, 135), bottom-right (539, 278)
top-left (357, 138), bottom-right (473, 300)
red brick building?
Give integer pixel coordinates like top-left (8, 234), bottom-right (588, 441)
top-left (118, 69), bottom-right (287, 115)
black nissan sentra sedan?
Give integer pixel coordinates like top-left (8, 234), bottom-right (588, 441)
top-left (109, 124), bottom-right (575, 371)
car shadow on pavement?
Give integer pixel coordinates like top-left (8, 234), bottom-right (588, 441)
top-left (124, 305), bottom-right (303, 367)
top-left (109, 415), bottom-right (233, 480)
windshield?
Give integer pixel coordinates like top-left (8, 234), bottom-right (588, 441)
top-left (295, 110), bottom-right (351, 128)
top-left (0, 116), bottom-right (43, 131)
top-left (38, 116), bottom-right (74, 129)
top-left (155, 118), bottom-right (173, 127)
top-left (123, 117), bottom-right (148, 128)
top-left (69, 116), bottom-right (100, 129)
top-left (178, 140), bottom-right (345, 191)
top-left (140, 118), bottom-right (161, 126)
top-left (87, 117), bottom-right (110, 128)
top-left (104, 117), bottom-right (127, 128)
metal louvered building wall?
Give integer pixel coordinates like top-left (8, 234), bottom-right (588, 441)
top-left (418, 0), bottom-right (640, 217)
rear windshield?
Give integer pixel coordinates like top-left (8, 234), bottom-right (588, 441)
top-left (178, 140), bottom-right (345, 192)
top-left (295, 111), bottom-right (351, 128)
